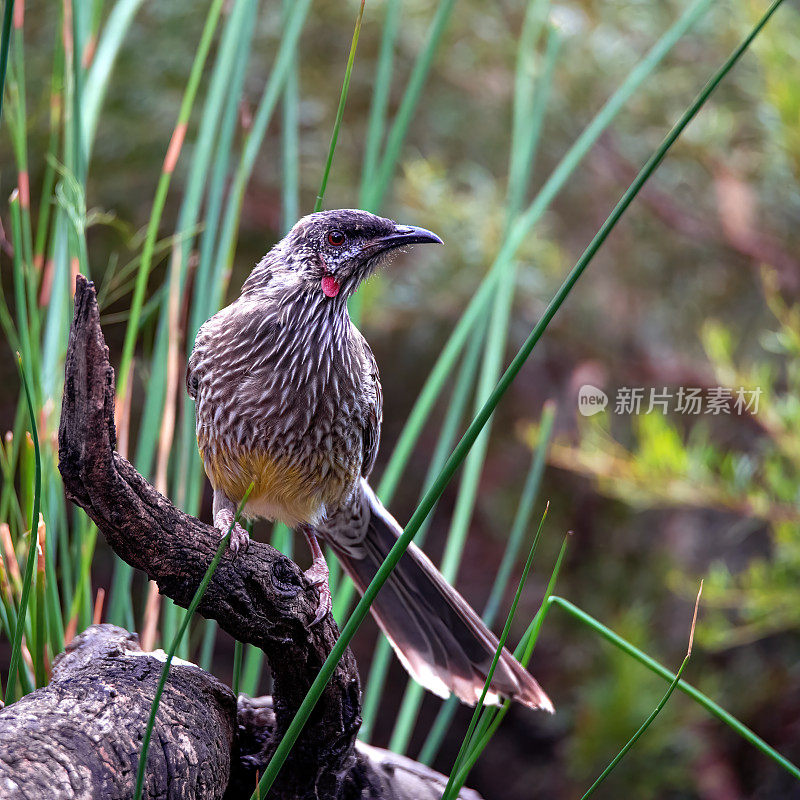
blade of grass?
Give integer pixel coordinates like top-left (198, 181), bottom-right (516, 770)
top-left (210, 0), bottom-right (313, 287)
top-left (186, 0), bottom-right (260, 372)
top-left (107, 0), bottom-right (243, 628)
top-left (241, 643), bottom-right (265, 697)
top-left (507, 10), bottom-right (559, 222)
top-left (10, 193), bottom-right (34, 389)
top-left (81, 0), bottom-right (145, 157)
top-left (0, 559), bottom-right (33, 698)
top-left (386, 271), bottom-right (519, 754)
top-left (33, 515), bottom-right (46, 687)
top-left (195, 0), bottom-right (261, 324)
top-left (281, 0), bottom-right (300, 232)
top-left (414, 403), bottom-right (558, 762)
top-left (133, 484), bottom-right (253, 800)
top-left (358, 0), bottom-right (401, 202)
top-left (173, 0), bottom-right (257, 302)
top-left (232, 639), bottom-right (243, 696)
top-left (32, 33), bottom-right (63, 272)
top-left (63, 519), bottom-right (98, 638)
top-left (313, 0), bottom-right (366, 212)
top-left (9, 2), bottom-right (37, 342)
top-left (231, 520), bottom-right (255, 695)
top-left (362, 0), bottom-right (457, 212)
top-left (549, 594), bottom-right (800, 782)
top-left (386, 14), bottom-right (559, 752)
top-left (5, 354), bottom-right (41, 705)
top-left (0, 0), bottom-right (14, 123)
top-left (175, 0), bottom-right (312, 532)
top-left (350, 0), bottom-right (456, 322)
top-left (198, 619), bottom-right (218, 671)
top-left (357, 321), bottom-right (486, 741)
top-left (250, 9), bottom-right (785, 787)
top-left (579, 582), bottom-right (703, 799)
top-left (483, 402), bottom-right (555, 627)
top-left (70, 0), bottom-right (86, 182)
top-left (41, 468), bottom-right (65, 657)
top-left (433, 531), bottom-right (570, 778)
top-left (441, 504), bottom-right (550, 800)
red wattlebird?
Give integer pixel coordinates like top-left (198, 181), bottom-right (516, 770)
top-left (187, 209), bottom-right (553, 711)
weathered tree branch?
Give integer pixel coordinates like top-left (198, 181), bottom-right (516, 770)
top-left (50, 276), bottom-right (481, 799)
top-left (0, 625), bottom-right (237, 799)
top-left (0, 626), bottom-right (480, 800)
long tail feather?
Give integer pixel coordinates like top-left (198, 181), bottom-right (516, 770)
top-left (324, 482), bottom-right (553, 711)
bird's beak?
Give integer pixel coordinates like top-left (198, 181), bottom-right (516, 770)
top-left (362, 224), bottom-right (443, 256)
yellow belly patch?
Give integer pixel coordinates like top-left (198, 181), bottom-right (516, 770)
top-left (201, 445), bottom-right (355, 528)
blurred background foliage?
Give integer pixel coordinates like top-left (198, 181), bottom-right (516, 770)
top-left (1, 0), bottom-right (799, 798)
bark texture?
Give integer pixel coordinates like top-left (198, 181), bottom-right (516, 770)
top-left (0, 625), bottom-right (236, 800)
top-left (234, 695), bottom-right (483, 800)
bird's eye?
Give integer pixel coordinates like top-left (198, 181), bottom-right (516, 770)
top-left (327, 230), bottom-right (346, 247)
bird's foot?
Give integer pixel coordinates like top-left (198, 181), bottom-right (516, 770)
top-left (214, 509), bottom-right (250, 554)
top-left (299, 526), bottom-right (332, 625)
top-left (303, 557), bottom-right (332, 626)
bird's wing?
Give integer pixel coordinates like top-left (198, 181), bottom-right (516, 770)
top-left (186, 321), bottom-right (211, 400)
top-left (359, 337), bottom-right (383, 480)
top-left (186, 339), bottom-right (202, 400)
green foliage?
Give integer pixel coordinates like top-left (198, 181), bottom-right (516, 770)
top-left (550, 273), bottom-right (800, 653)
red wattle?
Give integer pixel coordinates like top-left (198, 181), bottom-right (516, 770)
top-left (321, 275), bottom-right (340, 297)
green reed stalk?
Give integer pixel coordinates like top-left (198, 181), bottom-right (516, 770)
top-left (5, 355), bottom-right (40, 705)
top-left (578, 584), bottom-right (702, 799)
top-left (441, 505), bottom-right (549, 800)
top-left (359, 0), bottom-right (401, 202)
top-left (417, 403), bottom-right (556, 762)
top-left (10, 195), bottom-right (33, 392)
top-left (386, 9), bottom-right (557, 755)
top-left (233, 639), bottom-right (243, 696)
top-left (173, 0), bottom-right (312, 537)
top-left (363, 0), bottom-right (457, 212)
top-left (194, 0), bottom-right (261, 324)
top-left (439, 533), bottom-right (570, 786)
top-left (281, 0), bottom-right (300, 232)
top-left (117, 0), bottom-right (226, 412)
top-left (484, 403), bottom-right (556, 626)
top-left (108, 0), bottom-right (250, 629)
top-left (357, 322), bottom-right (486, 740)
top-left (550, 594), bottom-right (800, 782)
top-left (9, 6), bottom-right (36, 330)
top-left (211, 0), bottom-right (313, 281)
top-left (82, 0), bottom-right (145, 157)
top-left (0, 0), bottom-right (14, 122)
top-left (34, 519), bottom-right (46, 687)
top-left (314, 0), bottom-right (365, 212)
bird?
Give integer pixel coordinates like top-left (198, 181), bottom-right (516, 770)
top-left (186, 208), bottom-right (553, 711)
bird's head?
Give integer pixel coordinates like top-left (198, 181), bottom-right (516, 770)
top-left (242, 209), bottom-right (442, 300)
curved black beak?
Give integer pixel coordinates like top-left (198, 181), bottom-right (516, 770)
top-left (363, 223), bottom-right (443, 256)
